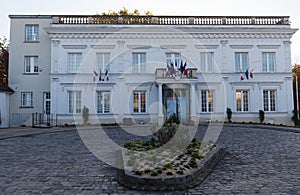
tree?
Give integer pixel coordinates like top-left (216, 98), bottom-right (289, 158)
top-left (101, 7), bottom-right (152, 16)
top-left (0, 37), bottom-right (9, 86)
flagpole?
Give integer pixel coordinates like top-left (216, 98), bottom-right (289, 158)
top-left (296, 75), bottom-right (299, 118)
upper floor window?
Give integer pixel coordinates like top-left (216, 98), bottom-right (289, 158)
top-left (25, 25), bottom-right (39, 42)
top-left (236, 90), bottom-right (249, 112)
top-left (132, 53), bottom-right (146, 73)
top-left (166, 53), bottom-right (181, 67)
top-left (97, 53), bottom-right (110, 71)
top-left (97, 91), bottom-right (110, 114)
top-left (200, 52), bottom-right (214, 73)
top-left (201, 90), bottom-right (214, 112)
top-left (235, 52), bottom-right (249, 72)
top-left (262, 52), bottom-right (275, 72)
top-left (21, 92), bottom-right (33, 107)
top-left (263, 90), bottom-right (276, 112)
top-left (68, 53), bottom-right (82, 73)
top-left (24, 56), bottom-right (38, 73)
top-left (133, 91), bottom-right (146, 113)
top-left (68, 91), bottom-right (81, 113)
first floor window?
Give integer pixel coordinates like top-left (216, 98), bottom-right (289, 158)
top-left (25, 25), bottom-right (39, 42)
top-left (68, 53), bottom-right (82, 73)
top-left (97, 53), bottom-right (110, 71)
top-left (24, 56), bottom-right (38, 73)
top-left (263, 90), bottom-right (276, 111)
top-left (262, 52), bottom-right (275, 72)
top-left (235, 52), bottom-right (249, 72)
top-left (132, 52), bottom-right (146, 73)
top-left (133, 91), bottom-right (146, 113)
top-left (200, 52), bottom-right (214, 73)
top-left (166, 53), bottom-right (181, 67)
top-left (201, 90), bottom-right (214, 112)
top-left (21, 92), bottom-right (33, 107)
top-left (68, 91), bottom-right (81, 113)
top-left (236, 90), bottom-right (249, 112)
top-left (97, 91), bottom-right (110, 113)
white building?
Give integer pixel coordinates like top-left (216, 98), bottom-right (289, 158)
top-left (8, 15), bottom-right (297, 126)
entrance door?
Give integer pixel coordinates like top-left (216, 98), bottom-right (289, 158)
top-left (43, 92), bottom-right (51, 124)
top-left (164, 89), bottom-right (189, 122)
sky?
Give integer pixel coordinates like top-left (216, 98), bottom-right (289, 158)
top-left (1, 0), bottom-right (299, 63)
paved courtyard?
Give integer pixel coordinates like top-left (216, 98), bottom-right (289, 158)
top-left (0, 124), bottom-right (299, 194)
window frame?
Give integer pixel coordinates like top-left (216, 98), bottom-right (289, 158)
top-left (200, 52), bottom-right (214, 73)
top-left (263, 89), bottom-right (276, 112)
top-left (166, 52), bottom-right (181, 67)
top-left (68, 53), bottom-right (82, 73)
top-left (96, 91), bottom-right (111, 114)
top-left (235, 52), bottom-right (249, 72)
top-left (201, 90), bottom-right (214, 113)
top-left (262, 52), bottom-right (276, 72)
top-left (97, 53), bottom-right (110, 72)
top-left (68, 91), bottom-right (82, 114)
top-left (25, 25), bottom-right (39, 42)
top-left (20, 92), bottom-right (33, 108)
top-left (133, 91), bottom-right (147, 113)
top-left (24, 56), bottom-right (38, 74)
top-left (132, 52), bottom-right (146, 73)
top-left (236, 90), bottom-right (249, 112)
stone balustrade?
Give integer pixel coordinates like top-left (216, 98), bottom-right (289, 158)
top-left (52, 15), bottom-right (290, 25)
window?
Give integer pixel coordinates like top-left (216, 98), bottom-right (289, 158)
top-left (166, 53), bottom-right (181, 67)
top-left (201, 90), bottom-right (214, 112)
top-left (200, 52), bottom-right (214, 72)
top-left (262, 52), bottom-right (275, 72)
top-left (24, 56), bottom-right (38, 73)
top-left (68, 91), bottom-right (81, 113)
top-left (133, 91), bottom-right (146, 113)
top-left (263, 90), bottom-right (276, 112)
top-left (132, 53), bottom-right (146, 73)
top-left (68, 53), bottom-right (82, 73)
top-left (235, 52), bottom-right (249, 72)
top-left (236, 90), bottom-right (249, 112)
top-left (21, 92), bottom-right (33, 107)
top-left (25, 25), bottom-right (39, 42)
top-left (97, 91), bottom-right (110, 113)
top-left (97, 53), bottom-right (110, 71)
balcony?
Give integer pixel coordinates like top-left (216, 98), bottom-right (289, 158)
top-left (155, 68), bottom-right (197, 80)
top-left (52, 15), bottom-right (290, 26)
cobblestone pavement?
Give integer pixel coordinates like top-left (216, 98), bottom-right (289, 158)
top-left (0, 125), bottom-right (299, 194)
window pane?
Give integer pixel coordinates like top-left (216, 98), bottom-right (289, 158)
top-left (236, 91), bottom-right (242, 111)
top-left (243, 91), bottom-right (249, 111)
top-left (140, 92), bottom-right (146, 113)
top-left (201, 91), bottom-right (207, 112)
top-left (133, 92), bottom-right (139, 113)
top-left (270, 90), bottom-right (276, 111)
top-left (208, 91), bottom-right (214, 112)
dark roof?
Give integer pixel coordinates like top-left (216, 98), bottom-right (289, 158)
top-left (0, 85), bottom-right (14, 94)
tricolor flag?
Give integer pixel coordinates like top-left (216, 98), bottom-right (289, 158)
top-left (240, 73), bottom-right (244, 81)
top-left (93, 70), bottom-right (98, 82)
top-left (250, 69), bottom-right (254, 78)
top-left (99, 70), bottom-right (102, 81)
top-left (105, 70), bottom-right (109, 81)
top-left (245, 69), bottom-right (249, 80)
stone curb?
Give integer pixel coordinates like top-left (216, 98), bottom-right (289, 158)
top-left (117, 146), bottom-right (227, 191)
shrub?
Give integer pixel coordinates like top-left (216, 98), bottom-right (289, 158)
top-left (226, 108), bottom-right (232, 123)
top-left (82, 106), bottom-right (89, 124)
top-left (291, 109), bottom-right (298, 127)
top-left (259, 110), bottom-right (265, 124)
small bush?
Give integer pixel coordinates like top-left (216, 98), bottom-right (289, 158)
top-left (259, 110), bottom-right (265, 124)
top-left (226, 108), bottom-right (232, 123)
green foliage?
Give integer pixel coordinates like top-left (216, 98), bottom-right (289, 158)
top-left (164, 113), bottom-right (180, 125)
top-left (101, 7), bottom-right (153, 16)
top-left (259, 110), bottom-right (265, 124)
top-left (164, 163), bottom-right (173, 169)
top-left (226, 108), bottom-right (232, 123)
top-left (0, 37), bottom-right (9, 86)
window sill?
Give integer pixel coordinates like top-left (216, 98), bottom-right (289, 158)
top-left (23, 73), bottom-right (39, 75)
top-left (24, 41), bottom-right (40, 43)
top-left (20, 106), bottom-right (34, 109)
top-left (132, 113), bottom-right (148, 115)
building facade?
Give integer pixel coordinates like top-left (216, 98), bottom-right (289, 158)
top-left (8, 15), bottom-right (297, 126)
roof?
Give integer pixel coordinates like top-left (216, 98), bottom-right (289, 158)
top-left (0, 85), bottom-right (14, 94)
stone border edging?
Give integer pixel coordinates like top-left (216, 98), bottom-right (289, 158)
top-left (117, 146), bottom-right (227, 191)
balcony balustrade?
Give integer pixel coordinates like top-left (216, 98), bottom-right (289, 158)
top-left (155, 68), bottom-right (197, 80)
top-left (52, 15), bottom-right (290, 26)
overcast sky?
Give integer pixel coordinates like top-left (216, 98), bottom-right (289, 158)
top-left (1, 0), bottom-right (299, 63)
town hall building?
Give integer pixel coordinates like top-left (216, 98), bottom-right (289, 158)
top-left (8, 15), bottom-right (297, 127)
